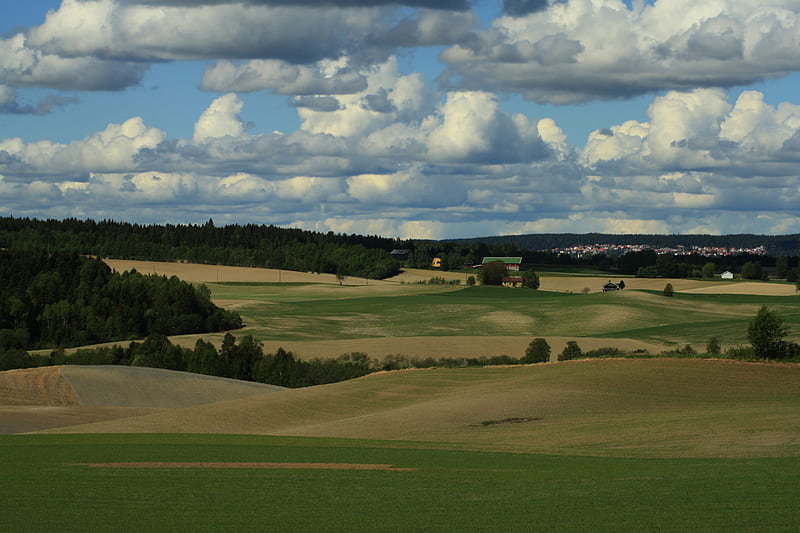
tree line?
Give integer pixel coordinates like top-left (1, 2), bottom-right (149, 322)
top-left (4, 216), bottom-right (796, 281)
top-left (0, 216), bottom-right (401, 280)
top-left (0, 249), bottom-right (242, 351)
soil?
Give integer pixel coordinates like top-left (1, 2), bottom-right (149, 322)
top-left (75, 462), bottom-right (416, 471)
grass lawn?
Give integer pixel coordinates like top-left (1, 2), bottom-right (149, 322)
top-left (3, 433), bottom-right (799, 532)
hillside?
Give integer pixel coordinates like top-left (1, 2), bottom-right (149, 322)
top-left (24, 359), bottom-right (800, 458)
top-left (0, 365), bottom-right (283, 434)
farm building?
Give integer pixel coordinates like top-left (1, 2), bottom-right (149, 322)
top-left (721, 271), bottom-right (734, 279)
top-left (390, 249), bottom-right (410, 261)
top-left (602, 281), bottom-right (620, 292)
top-left (502, 276), bottom-right (523, 288)
top-left (431, 257), bottom-right (442, 268)
top-left (480, 257), bottom-right (522, 271)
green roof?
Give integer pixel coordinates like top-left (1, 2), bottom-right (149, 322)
top-left (482, 257), bottom-right (522, 264)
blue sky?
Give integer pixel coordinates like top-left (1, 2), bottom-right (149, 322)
top-left (2, 0), bottom-right (799, 239)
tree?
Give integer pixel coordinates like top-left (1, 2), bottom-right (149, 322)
top-left (478, 260), bottom-right (506, 286)
top-left (523, 338), bottom-right (550, 363)
top-left (655, 254), bottom-right (677, 278)
top-left (618, 279), bottom-right (625, 290)
top-left (741, 261), bottom-right (764, 280)
top-left (776, 257), bottom-right (790, 279)
top-left (522, 270), bottom-right (540, 289)
top-left (335, 265), bottom-right (347, 285)
top-left (560, 341), bottom-right (582, 361)
top-left (663, 283), bottom-right (674, 297)
top-left (466, 275), bottom-right (476, 286)
top-left (702, 262), bottom-right (716, 279)
top-left (706, 337), bottom-right (721, 356)
top-left (747, 306), bottom-right (789, 359)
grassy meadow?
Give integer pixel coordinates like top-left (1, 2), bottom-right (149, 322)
top-left (200, 280), bottom-right (800, 357)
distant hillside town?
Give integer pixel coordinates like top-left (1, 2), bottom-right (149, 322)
top-left (543, 244), bottom-right (768, 258)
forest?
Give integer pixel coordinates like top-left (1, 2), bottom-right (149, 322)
top-left (0, 216), bottom-right (401, 280)
top-left (2, 216), bottom-right (796, 280)
top-left (0, 249), bottom-right (241, 351)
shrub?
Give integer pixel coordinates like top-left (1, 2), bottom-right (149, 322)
top-left (706, 337), bottom-right (721, 355)
top-left (522, 270), bottom-right (540, 289)
top-left (663, 283), bottom-right (674, 297)
top-left (725, 345), bottom-right (755, 360)
top-left (583, 347), bottom-right (624, 358)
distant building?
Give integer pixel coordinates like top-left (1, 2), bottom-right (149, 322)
top-left (721, 271), bottom-right (734, 279)
top-left (390, 249), bottom-right (410, 261)
top-left (431, 257), bottom-right (442, 268)
top-left (481, 256), bottom-right (522, 271)
top-left (502, 276), bottom-right (524, 288)
top-left (602, 281), bottom-right (620, 292)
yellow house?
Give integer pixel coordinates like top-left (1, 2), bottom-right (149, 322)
top-left (431, 257), bottom-right (442, 268)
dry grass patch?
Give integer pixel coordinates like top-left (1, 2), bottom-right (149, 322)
top-left (0, 366), bottom-right (77, 406)
top-left (75, 462), bottom-right (415, 470)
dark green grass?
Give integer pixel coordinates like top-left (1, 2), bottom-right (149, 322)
top-left (3, 434), bottom-right (798, 532)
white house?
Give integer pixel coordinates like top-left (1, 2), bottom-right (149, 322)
top-left (721, 271), bottom-right (734, 279)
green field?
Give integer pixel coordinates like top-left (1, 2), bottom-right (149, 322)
top-left (3, 433), bottom-right (799, 532)
top-left (208, 282), bottom-right (800, 349)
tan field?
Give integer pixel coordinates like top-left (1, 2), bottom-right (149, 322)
top-left (104, 260), bottom-right (799, 295)
top-left (8, 359), bottom-right (799, 458)
top-left (0, 365), bottom-right (283, 434)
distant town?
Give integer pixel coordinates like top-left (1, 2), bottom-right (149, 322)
top-left (543, 244), bottom-right (768, 258)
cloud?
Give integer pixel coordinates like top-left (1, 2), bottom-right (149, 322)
top-left (26, 0), bottom-right (382, 64)
top-left (347, 166), bottom-right (466, 206)
top-left (439, 1), bottom-right (800, 103)
top-left (427, 91), bottom-right (548, 163)
top-left (582, 88), bottom-right (800, 174)
top-left (0, 32), bottom-right (147, 92)
top-left (200, 58), bottom-right (368, 94)
top-left (3, 69), bottom-right (800, 238)
top-left (0, 85), bottom-right (78, 115)
top-left (0, 117), bottom-right (166, 177)
top-left (119, 0), bottom-right (470, 9)
top-left (193, 93), bottom-right (246, 142)
top-left (502, 0), bottom-right (561, 18)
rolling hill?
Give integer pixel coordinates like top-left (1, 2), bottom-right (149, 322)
top-left (7, 359), bottom-right (799, 458)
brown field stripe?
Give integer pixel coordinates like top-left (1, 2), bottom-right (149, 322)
top-left (74, 462), bottom-right (416, 471)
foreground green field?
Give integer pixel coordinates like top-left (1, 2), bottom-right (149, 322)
top-left (2, 433), bottom-right (799, 532)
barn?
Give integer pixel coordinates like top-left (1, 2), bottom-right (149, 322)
top-left (480, 257), bottom-right (522, 271)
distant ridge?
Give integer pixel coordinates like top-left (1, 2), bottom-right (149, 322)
top-left (446, 233), bottom-right (800, 255)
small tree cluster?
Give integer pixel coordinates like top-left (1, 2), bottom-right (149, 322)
top-left (522, 338), bottom-right (550, 363)
top-left (747, 306), bottom-right (792, 359)
top-left (559, 341), bottom-right (582, 361)
top-left (478, 260), bottom-right (507, 286)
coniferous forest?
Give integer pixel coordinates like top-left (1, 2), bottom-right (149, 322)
top-left (0, 216), bottom-right (401, 280)
top-left (0, 249), bottom-right (242, 351)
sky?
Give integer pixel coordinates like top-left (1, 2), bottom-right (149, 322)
top-left (1, 0), bottom-right (799, 240)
